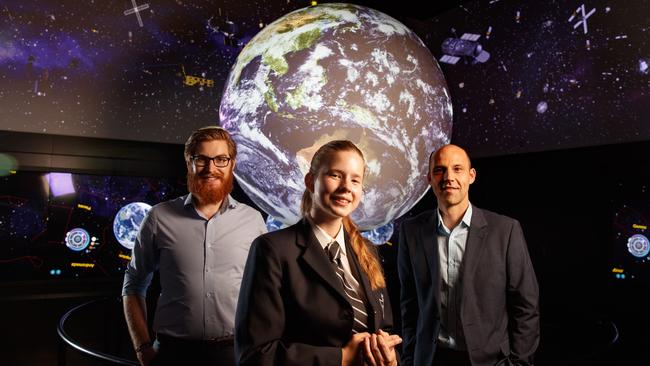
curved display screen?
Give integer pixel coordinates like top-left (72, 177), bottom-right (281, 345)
top-left (0, 171), bottom-right (185, 282)
top-left (1, 1), bottom-right (648, 156)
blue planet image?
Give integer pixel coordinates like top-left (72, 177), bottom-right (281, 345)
top-left (220, 3), bottom-right (452, 231)
top-left (113, 202), bottom-right (152, 250)
top-left (65, 228), bottom-right (90, 252)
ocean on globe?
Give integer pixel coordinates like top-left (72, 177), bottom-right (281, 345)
top-left (220, 3), bottom-right (452, 230)
top-left (113, 202), bottom-right (152, 250)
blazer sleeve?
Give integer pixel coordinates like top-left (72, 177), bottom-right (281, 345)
top-left (506, 220), bottom-right (540, 365)
top-left (235, 235), bottom-right (341, 366)
top-left (397, 222), bottom-right (417, 366)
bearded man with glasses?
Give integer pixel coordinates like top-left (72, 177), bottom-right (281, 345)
top-left (123, 126), bottom-right (267, 366)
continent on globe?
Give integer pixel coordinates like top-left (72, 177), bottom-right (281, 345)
top-left (220, 3), bottom-right (452, 230)
top-left (113, 202), bottom-right (152, 250)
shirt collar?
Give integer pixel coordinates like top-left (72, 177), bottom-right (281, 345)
top-left (184, 193), bottom-right (238, 214)
top-left (437, 202), bottom-right (473, 234)
top-left (308, 217), bottom-right (346, 256)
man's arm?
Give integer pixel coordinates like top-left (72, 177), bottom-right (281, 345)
top-left (123, 295), bottom-right (155, 365)
top-left (506, 220), bottom-right (540, 365)
top-left (122, 210), bottom-right (158, 365)
top-left (397, 222), bottom-right (418, 366)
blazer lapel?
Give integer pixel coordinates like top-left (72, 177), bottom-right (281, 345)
top-left (297, 219), bottom-right (349, 303)
top-left (461, 206), bottom-right (488, 291)
top-left (420, 211), bottom-right (440, 293)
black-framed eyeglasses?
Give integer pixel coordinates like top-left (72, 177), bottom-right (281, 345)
top-left (191, 155), bottom-right (232, 168)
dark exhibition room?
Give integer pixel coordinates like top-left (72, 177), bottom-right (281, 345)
top-left (1, 0), bottom-right (649, 365)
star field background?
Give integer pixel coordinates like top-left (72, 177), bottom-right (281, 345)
top-left (419, 0), bottom-right (650, 156)
top-left (1, 0), bottom-right (649, 155)
top-left (0, 0), bottom-right (298, 142)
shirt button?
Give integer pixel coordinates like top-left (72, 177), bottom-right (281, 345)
top-left (206, 293), bottom-right (211, 298)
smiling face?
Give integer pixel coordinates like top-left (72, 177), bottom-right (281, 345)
top-left (305, 149), bottom-right (365, 225)
top-left (186, 139), bottom-right (235, 205)
top-left (428, 144), bottom-right (476, 210)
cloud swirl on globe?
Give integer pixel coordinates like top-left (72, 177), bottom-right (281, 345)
top-left (220, 3), bottom-right (452, 230)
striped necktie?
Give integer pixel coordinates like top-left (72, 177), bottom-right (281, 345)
top-left (327, 240), bottom-right (368, 333)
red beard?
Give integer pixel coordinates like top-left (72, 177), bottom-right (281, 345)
top-left (187, 169), bottom-right (233, 205)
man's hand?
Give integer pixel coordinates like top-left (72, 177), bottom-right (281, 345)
top-left (136, 345), bottom-right (157, 366)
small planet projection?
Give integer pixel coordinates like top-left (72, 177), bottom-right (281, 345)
top-left (220, 3), bottom-right (453, 230)
top-left (65, 228), bottom-right (90, 252)
top-left (627, 234), bottom-right (650, 258)
top-left (113, 202), bottom-right (152, 250)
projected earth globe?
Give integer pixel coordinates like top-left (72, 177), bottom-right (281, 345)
top-left (220, 3), bottom-right (452, 230)
top-left (113, 202), bottom-right (152, 250)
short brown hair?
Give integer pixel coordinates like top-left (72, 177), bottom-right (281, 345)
top-left (184, 126), bottom-right (237, 162)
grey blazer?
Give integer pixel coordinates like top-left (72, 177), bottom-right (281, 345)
top-left (398, 205), bottom-right (539, 366)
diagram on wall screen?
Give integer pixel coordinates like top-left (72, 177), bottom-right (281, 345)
top-left (610, 184), bottom-right (649, 283)
top-left (0, 171), bottom-right (184, 281)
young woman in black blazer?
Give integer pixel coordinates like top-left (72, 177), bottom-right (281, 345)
top-left (235, 140), bottom-right (401, 366)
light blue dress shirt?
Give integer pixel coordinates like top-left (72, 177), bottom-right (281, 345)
top-left (436, 203), bottom-right (473, 350)
top-left (122, 194), bottom-right (266, 340)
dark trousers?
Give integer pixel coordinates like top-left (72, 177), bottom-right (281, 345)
top-left (433, 346), bottom-right (472, 366)
top-left (151, 333), bottom-right (236, 366)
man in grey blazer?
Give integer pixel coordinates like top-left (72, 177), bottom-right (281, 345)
top-left (398, 144), bottom-right (539, 366)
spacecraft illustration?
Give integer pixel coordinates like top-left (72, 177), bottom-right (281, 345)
top-left (219, 20), bottom-right (245, 47)
top-left (209, 10), bottom-right (246, 47)
top-left (180, 65), bottom-right (214, 87)
top-left (440, 33), bottom-right (490, 65)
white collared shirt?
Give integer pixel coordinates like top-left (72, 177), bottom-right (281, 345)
top-left (436, 203), bottom-right (473, 350)
top-left (309, 220), bottom-right (363, 295)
